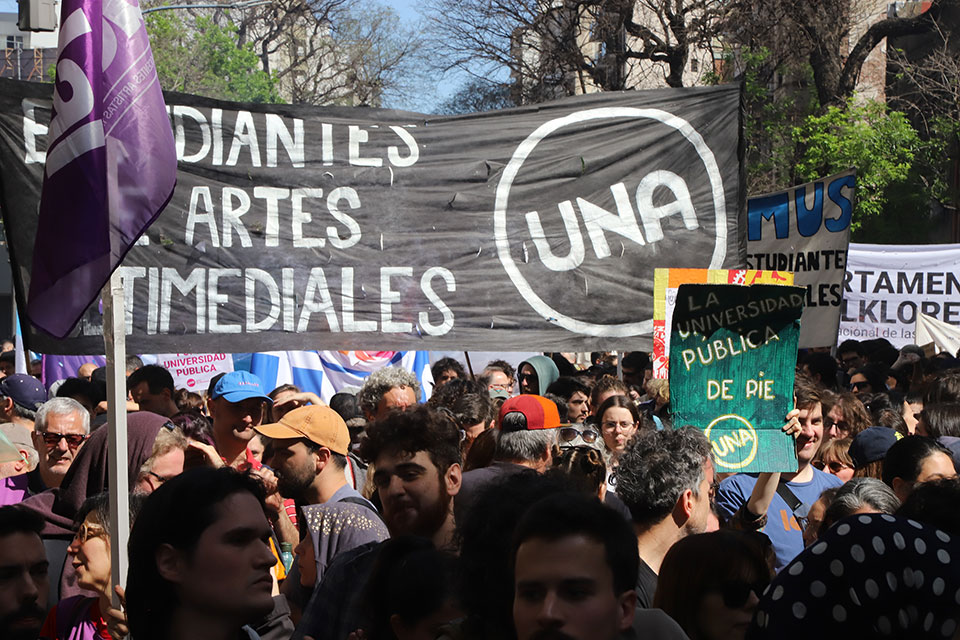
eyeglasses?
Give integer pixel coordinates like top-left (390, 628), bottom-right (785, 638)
top-left (850, 381), bottom-right (869, 391)
top-left (601, 421), bottom-right (636, 431)
top-left (488, 383), bottom-right (512, 391)
top-left (559, 426), bottom-right (599, 444)
top-left (73, 522), bottom-right (106, 544)
top-left (813, 460), bottom-right (851, 474)
top-left (518, 373), bottom-right (536, 381)
top-left (715, 581), bottom-right (768, 609)
top-left (145, 470), bottom-right (175, 486)
top-left (40, 432), bottom-right (88, 450)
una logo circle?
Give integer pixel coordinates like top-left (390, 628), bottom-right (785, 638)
top-left (494, 107), bottom-right (727, 337)
top-left (704, 414), bottom-right (758, 470)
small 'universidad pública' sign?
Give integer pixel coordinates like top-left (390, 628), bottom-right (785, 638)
top-left (669, 283), bottom-right (805, 473)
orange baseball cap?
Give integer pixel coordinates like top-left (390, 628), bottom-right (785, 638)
top-left (498, 395), bottom-right (562, 431)
top-left (255, 405), bottom-right (350, 456)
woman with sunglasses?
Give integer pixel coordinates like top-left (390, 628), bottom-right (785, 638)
top-left (654, 530), bottom-right (772, 640)
top-left (595, 396), bottom-right (644, 491)
top-left (39, 491), bottom-right (145, 640)
top-left (812, 437), bottom-right (854, 482)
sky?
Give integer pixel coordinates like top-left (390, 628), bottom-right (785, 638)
top-left (3, 0), bottom-right (476, 113)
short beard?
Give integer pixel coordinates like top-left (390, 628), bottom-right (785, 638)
top-left (388, 480), bottom-right (452, 539)
top-left (277, 461), bottom-right (315, 501)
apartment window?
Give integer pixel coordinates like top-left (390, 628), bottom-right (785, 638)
top-left (6, 36), bottom-right (24, 50)
top-left (690, 58), bottom-right (699, 72)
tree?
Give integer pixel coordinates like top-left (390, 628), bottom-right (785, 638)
top-left (422, 0), bottom-right (726, 104)
top-left (435, 79), bottom-right (515, 115)
top-left (144, 0), bottom-right (426, 107)
top-left (147, 12), bottom-right (280, 103)
top-left (721, 0), bottom-right (949, 108)
top-left (233, 0), bottom-right (427, 106)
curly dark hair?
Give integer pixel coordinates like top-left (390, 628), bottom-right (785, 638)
top-left (615, 427), bottom-right (711, 529)
top-left (359, 405), bottom-right (462, 475)
top-left (431, 357), bottom-right (466, 383)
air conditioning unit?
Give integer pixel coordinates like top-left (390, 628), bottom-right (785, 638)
top-left (18, 0), bottom-right (58, 32)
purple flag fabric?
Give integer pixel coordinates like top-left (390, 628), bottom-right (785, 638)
top-left (41, 354), bottom-right (107, 389)
top-left (29, 0), bottom-right (176, 338)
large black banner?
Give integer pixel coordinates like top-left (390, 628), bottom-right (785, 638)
top-left (0, 79), bottom-right (744, 355)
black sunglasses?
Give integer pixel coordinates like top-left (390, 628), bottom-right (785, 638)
top-left (559, 426), bottom-right (599, 444)
top-left (716, 581), bottom-right (767, 609)
top-left (40, 432), bottom-right (87, 449)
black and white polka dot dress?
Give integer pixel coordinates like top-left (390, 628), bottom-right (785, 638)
top-left (747, 513), bottom-right (960, 638)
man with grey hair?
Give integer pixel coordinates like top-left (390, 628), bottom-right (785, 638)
top-left (615, 427), bottom-right (714, 608)
top-left (820, 477), bottom-right (900, 533)
top-left (31, 397), bottom-right (90, 489)
top-left (356, 367), bottom-right (421, 421)
top-left (455, 395), bottom-right (559, 522)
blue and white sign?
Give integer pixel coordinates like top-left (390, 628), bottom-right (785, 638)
top-left (746, 171), bottom-right (856, 347)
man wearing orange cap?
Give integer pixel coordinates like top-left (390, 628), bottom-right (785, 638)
top-left (454, 395), bottom-right (561, 522)
top-left (256, 405), bottom-right (388, 587)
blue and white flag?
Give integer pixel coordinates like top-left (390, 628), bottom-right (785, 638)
top-left (249, 351), bottom-right (434, 403)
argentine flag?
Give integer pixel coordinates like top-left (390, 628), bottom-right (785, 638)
top-left (249, 351), bottom-right (434, 403)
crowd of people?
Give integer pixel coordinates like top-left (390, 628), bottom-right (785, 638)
top-left (1, 340), bottom-right (959, 640)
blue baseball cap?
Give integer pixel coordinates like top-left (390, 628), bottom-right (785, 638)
top-left (0, 374), bottom-right (48, 411)
top-left (211, 371), bottom-right (272, 404)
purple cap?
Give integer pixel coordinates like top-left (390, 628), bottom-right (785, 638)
top-left (211, 371), bottom-right (272, 404)
top-left (0, 374), bottom-right (48, 411)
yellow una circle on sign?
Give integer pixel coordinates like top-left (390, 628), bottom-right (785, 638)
top-left (704, 414), bottom-right (758, 470)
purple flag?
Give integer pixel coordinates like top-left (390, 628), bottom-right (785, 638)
top-left (29, 0), bottom-right (176, 338)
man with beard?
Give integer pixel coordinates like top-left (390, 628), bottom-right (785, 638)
top-left (293, 406), bottom-right (461, 640)
top-left (256, 406), bottom-right (387, 582)
top-left (615, 427), bottom-right (714, 608)
top-left (0, 506), bottom-right (48, 640)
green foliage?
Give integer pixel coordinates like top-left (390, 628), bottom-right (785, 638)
top-left (792, 100), bottom-right (923, 232)
top-left (146, 13), bottom-right (279, 104)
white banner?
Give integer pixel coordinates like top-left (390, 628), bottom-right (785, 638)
top-left (746, 171), bottom-right (855, 348)
top-left (916, 313), bottom-right (960, 355)
top-left (153, 353), bottom-right (235, 392)
top-left (839, 243), bottom-right (960, 347)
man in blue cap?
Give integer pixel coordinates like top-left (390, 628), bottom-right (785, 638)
top-left (208, 371), bottom-right (273, 469)
top-left (0, 374), bottom-right (49, 431)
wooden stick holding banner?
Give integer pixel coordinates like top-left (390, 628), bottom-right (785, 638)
top-left (669, 283), bottom-right (806, 473)
top-left (102, 271), bottom-right (130, 608)
top-left (464, 352), bottom-right (475, 379)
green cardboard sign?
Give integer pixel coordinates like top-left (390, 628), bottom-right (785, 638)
top-left (669, 284), bottom-right (805, 473)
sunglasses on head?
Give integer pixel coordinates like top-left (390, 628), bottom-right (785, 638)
top-left (559, 426), bottom-right (599, 444)
top-left (40, 432), bottom-right (87, 449)
top-left (716, 580), bottom-right (767, 609)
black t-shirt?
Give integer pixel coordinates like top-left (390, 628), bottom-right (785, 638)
top-left (636, 557), bottom-right (658, 608)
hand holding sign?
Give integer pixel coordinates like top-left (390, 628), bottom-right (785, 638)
top-left (670, 283), bottom-right (805, 473)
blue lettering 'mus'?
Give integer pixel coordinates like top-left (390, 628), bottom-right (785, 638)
top-left (825, 174), bottom-right (855, 232)
top-left (747, 173), bottom-right (855, 241)
top-left (747, 192), bottom-right (789, 241)
top-left (794, 182), bottom-right (823, 237)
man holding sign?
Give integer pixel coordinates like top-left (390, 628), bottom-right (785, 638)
top-left (669, 282), bottom-right (838, 571)
top-left (715, 378), bottom-right (842, 571)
